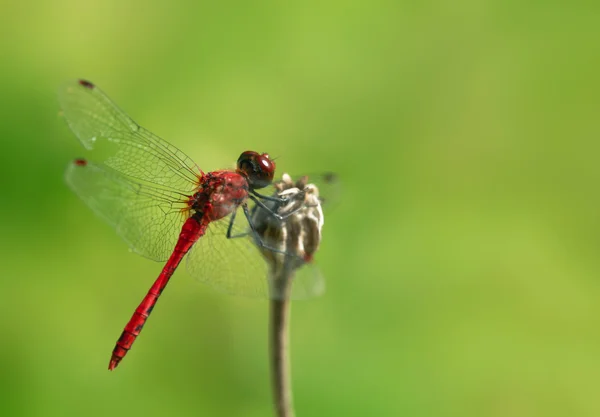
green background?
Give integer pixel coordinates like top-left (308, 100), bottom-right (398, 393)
top-left (2, 1), bottom-right (600, 416)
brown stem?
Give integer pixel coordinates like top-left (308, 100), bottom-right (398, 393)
top-left (269, 267), bottom-right (295, 417)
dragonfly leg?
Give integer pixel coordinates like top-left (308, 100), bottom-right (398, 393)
top-left (223, 205), bottom-right (295, 259)
top-left (242, 204), bottom-right (302, 259)
top-left (225, 209), bottom-right (251, 239)
top-left (249, 195), bottom-right (306, 222)
top-left (251, 189), bottom-right (288, 203)
top-left (224, 204), bottom-right (300, 258)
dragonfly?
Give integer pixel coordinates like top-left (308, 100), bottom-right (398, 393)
top-left (59, 79), bottom-right (329, 370)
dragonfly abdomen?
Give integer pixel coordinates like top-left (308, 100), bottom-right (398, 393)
top-left (108, 215), bottom-right (205, 370)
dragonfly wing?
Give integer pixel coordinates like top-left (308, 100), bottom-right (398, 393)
top-left (287, 263), bottom-right (326, 300)
top-left (186, 214), bottom-right (270, 298)
top-left (65, 159), bottom-right (190, 261)
top-left (186, 209), bottom-right (325, 300)
top-left (59, 79), bottom-right (201, 193)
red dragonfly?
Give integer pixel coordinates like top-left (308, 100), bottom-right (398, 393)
top-left (59, 80), bottom-right (325, 370)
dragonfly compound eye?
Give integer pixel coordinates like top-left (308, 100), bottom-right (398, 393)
top-left (237, 151), bottom-right (275, 189)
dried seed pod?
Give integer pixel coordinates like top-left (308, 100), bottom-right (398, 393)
top-left (251, 173), bottom-right (324, 298)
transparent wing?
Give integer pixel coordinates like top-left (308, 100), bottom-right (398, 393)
top-left (186, 210), bottom-right (325, 300)
top-left (282, 263), bottom-right (326, 300)
top-left (187, 214), bottom-right (269, 298)
top-left (65, 159), bottom-right (190, 261)
top-left (58, 79), bottom-right (201, 193)
top-left (305, 171), bottom-right (340, 208)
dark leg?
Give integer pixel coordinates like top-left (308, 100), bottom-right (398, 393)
top-left (242, 204), bottom-right (301, 259)
top-left (225, 209), bottom-right (250, 239)
top-left (249, 195), bottom-right (306, 221)
top-left (252, 189), bottom-right (290, 203)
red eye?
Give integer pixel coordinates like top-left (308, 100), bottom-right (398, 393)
top-left (237, 151), bottom-right (276, 189)
top-left (256, 153), bottom-right (275, 174)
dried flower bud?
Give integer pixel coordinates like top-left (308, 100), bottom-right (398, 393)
top-left (251, 173), bottom-right (324, 298)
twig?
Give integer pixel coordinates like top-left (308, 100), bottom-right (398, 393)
top-left (270, 265), bottom-right (295, 417)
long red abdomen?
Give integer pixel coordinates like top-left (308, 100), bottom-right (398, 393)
top-left (108, 215), bottom-right (205, 371)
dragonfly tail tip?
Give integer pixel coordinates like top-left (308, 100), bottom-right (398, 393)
top-left (108, 359), bottom-right (119, 371)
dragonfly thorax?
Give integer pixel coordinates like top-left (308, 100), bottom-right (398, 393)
top-left (190, 171), bottom-right (249, 222)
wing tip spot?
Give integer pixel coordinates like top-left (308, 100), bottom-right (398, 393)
top-left (78, 79), bottom-right (95, 89)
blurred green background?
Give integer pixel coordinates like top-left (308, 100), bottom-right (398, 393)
top-left (1, 1), bottom-right (600, 416)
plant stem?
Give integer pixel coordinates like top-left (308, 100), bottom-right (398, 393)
top-left (269, 266), bottom-right (295, 417)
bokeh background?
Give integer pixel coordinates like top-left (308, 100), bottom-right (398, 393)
top-left (2, 1), bottom-right (600, 416)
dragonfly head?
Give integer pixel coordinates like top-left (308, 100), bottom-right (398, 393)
top-left (237, 151), bottom-right (275, 189)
